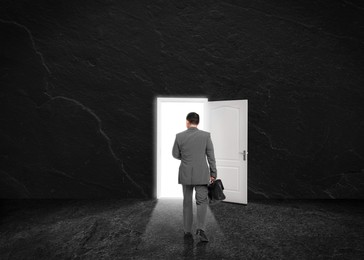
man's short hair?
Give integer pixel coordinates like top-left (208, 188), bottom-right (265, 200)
top-left (186, 112), bottom-right (199, 125)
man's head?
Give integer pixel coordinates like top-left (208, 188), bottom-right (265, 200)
top-left (186, 112), bottom-right (199, 128)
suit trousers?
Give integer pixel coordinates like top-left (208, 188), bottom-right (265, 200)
top-left (182, 184), bottom-right (208, 233)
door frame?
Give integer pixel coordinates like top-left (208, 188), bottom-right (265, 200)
top-left (154, 97), bottom-right (248, 203)
top-left (155, 97), bottom-right (208, 198)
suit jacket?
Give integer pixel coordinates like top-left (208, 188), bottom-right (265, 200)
top-left (172, 127), bottom-right (217, 185)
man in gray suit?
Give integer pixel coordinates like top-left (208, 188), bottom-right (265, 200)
top-left (172, 112), bottom-right (217, 242)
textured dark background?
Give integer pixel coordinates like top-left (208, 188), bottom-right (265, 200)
top-left (1, 0), bottom-right (363, 199)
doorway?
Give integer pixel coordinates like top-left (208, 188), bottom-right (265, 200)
top-left (155, 97), bottom-right (248, 204)
top-left (156, 97), bottom-right (208, 198)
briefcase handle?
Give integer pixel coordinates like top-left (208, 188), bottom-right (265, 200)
top-left (216, 179), bottom-right (224, 190)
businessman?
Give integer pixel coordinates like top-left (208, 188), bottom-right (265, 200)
top-left (172, 112), bottom-right (217, 242)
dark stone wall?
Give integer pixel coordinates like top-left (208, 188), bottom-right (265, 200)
top-left (1, 0), bottom-right (363, 199)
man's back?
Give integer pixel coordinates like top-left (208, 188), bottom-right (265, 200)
top-left (172, 127), bottom-right (217, 185)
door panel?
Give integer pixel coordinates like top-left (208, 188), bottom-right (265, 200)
top-left (210, 107), bottom-right (240, 160)
top-left (208, 100), bottom-right (248, 204)
top-left (218, 166), bottom-right (239, 191)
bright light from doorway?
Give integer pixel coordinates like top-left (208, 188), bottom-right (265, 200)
top-left (157, 98), bottom-right (207, 198)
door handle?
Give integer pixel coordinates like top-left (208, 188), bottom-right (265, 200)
top-left (239, 150), bottom-right (247, 161)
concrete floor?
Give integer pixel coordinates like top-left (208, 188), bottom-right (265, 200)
top-left (1, 199), bottom-right (363, 259)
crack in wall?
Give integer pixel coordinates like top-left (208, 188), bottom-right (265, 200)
top-left (342, 0), bottom-right (364, 11)
top-left (347, 149), bottom-right (364, 161)
top-left (249, 183), bottom-right (270, 199)
top-left (40, 96), bottom-right (147, 198)
top-left (252, 122), bottom-right (331, 160)
top-left (322, 171), bottom-right (362, 199)
top-left (0, 18), bottom-right (51, 74)
top-left (252, 123), bottom-right (292, 155)
top-left (0, 170), bottom-right (31, 198)
top-left (1, 18), bottom-right (147, 198)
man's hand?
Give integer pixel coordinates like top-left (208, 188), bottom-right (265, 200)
top-left (210, 176), bottom-right (215, 184)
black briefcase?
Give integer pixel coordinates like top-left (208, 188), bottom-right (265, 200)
top-left (208, 179), bottom-right (226, 202)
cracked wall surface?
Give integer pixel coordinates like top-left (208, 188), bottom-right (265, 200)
top-left (0, 0), bottom-right (363, 198)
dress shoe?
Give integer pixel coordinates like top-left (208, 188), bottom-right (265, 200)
top-left (196, 229), bottom-right (209, 242)
top-left (184, 232), bottom-right (193, 238)
top-left (184, 232), bottom-right (193, 243)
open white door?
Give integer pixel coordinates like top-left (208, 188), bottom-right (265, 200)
top-left (207, 100), bottom-right (248, 204)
